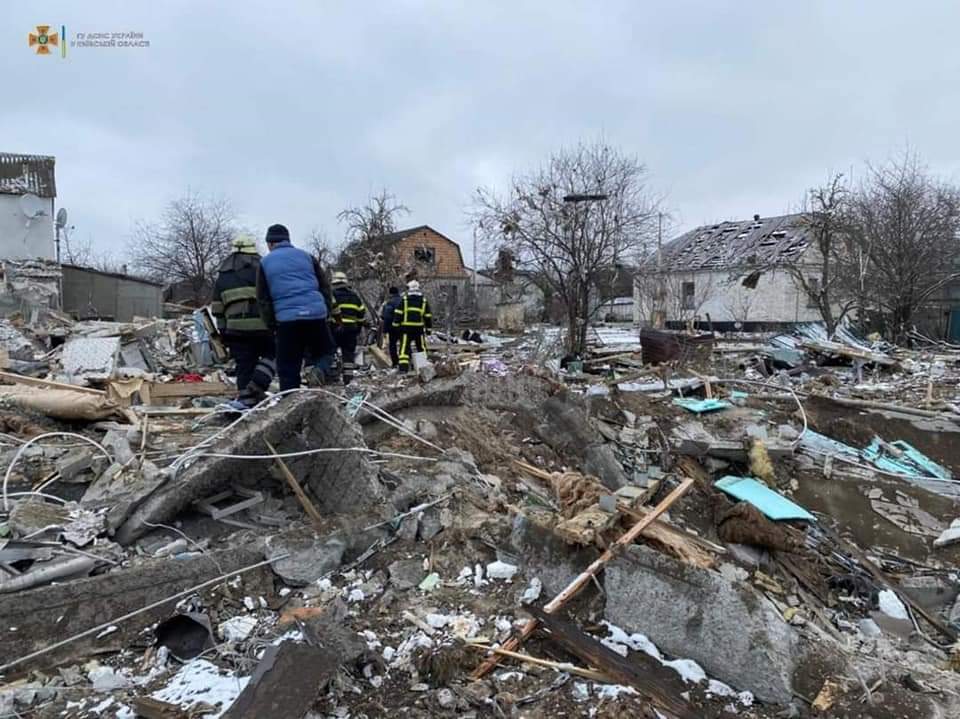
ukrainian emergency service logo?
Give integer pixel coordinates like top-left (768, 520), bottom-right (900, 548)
top-left (28, 25), bottom-right (63, 55)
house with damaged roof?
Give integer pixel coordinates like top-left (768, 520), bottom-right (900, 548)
top-left (634, 213), bottom-right (826, 331)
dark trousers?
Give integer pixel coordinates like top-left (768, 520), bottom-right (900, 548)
top-left (387, 328), bottom-right (401, 367)
top-left (276, 319), bottom-right (335, 391)
top-left (226, 335), bottom-right (276, 391)
top-left (398, 328), bottom-right (426, 372)
top-left (334, 325), bottom-right (360, 364)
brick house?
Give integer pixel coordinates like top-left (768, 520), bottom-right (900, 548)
top-left (340, 225), bottom-right (474, 326)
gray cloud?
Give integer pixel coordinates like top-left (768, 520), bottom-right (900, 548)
top-left (4, 1), bottom-right (959, 266)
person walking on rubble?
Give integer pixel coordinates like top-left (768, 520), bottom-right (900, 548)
top-left (330, 271), bottom-right (368, 384)
top-left (380, 286), bottom-right (403, 368)
top-left (256, 224), bottom-right (336, 391)
top-left (212, 235), bottom-right (276, 407)
top-left (394, 279), bottom-right (432, 373)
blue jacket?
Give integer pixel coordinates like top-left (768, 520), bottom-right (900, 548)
top-left (381, 294), bottom-right (403, 328)
top-left (256, 242), bottom-right (329, 324)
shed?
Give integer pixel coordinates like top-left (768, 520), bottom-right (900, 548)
top-left (61, 265), bottom-right (164, 321)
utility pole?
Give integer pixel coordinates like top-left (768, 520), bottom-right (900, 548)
top-left (654, 212), bottom-right (665, 328)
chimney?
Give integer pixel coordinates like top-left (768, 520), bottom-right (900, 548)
top-left (753, 214), bottom-right (760, 222)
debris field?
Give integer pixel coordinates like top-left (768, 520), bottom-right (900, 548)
top-left (2, 315), bottom-right (960, 719)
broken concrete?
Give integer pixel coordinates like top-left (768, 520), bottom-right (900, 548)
top-left (264, 528), bottom-right (346, 586)
top-left (605, 545), bottom-right (844, 704)
top-left (509, 510), bottom-right (599, 596)
top-left (0, 544), bottom-right (268, 671)
top-left (115, 394), bottom-right (385, 544)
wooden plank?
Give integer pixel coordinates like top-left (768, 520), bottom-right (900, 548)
top-left (265, 440), bottom-right (323, 524)
top-left (131, 696), bottom-right (189, 719)
top-left (467, 643), bottom-right (609, 681)
top-left (473, 478), bottom-right (695, 678)
top-left (0, 371), bottom-right (104, 395)
top-left (367, 344), bottom-right (392, 369)
top-left (148, 381), bottom-right (233, 399)
top-left (526, 604), bottom-right (697, 719)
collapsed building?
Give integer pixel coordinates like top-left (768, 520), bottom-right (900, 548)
top-left (0, 312), bottom-right (957, 718)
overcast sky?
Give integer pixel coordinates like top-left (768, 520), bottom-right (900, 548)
top-left (4, 1), bottom-right (959, 265)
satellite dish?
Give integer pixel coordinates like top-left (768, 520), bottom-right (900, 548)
top-left (18, 193), bottom-right (47, 220)
top-left (56, 208), bottom-right (68, 229)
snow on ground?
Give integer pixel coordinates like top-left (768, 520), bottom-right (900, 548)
top-left (151, 659), bottom-right (249, 718)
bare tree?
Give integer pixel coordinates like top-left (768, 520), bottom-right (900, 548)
top-left (336, 190), bottom-right (412, 311)
top-left (721, 280), bottom-right (756, 326)
top-left (306, 227), bottom-right (337, 267)
top-left (61, 231), bottom-right (127, 274)
top-left (847, 153), bottom-right (960, 342)
top-left (473, 141), bottom-right (659, 354)
top-left (771, 174), bottom-right (858, 337)
top-left (130, 191), bottom-right (237, 305)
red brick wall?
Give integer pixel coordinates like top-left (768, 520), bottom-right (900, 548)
top-left (393, 228), bottom-right (467, 278)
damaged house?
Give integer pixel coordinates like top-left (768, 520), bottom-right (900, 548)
top-left (634, 214), bottom-right (825, 331)
top-left (0, 152), bottom-right (56, 262)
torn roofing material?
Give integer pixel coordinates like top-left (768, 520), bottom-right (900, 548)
top-left (651, 213), bottom-right (813, 271)
top-left (0, 152), bottom-right (56, 198)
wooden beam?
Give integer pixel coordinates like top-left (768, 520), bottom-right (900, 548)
top-left (467, 643), bottom-right (609, 682)
top-left (472, 478), bottom-right (695, 678)
top-left (265, 440), bottom-right (324, 524)
top-left (526, 604), bottom-right (697, 719)
top-left (0, 371), bottom-right (104, 395)
top-left (147, 381), bottom-right (233, 399)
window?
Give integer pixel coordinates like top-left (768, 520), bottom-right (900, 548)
top-left (414, 246), bottom-right (436, 265)
top-left (681, 281), bottom-right (695, 310)
top-left (806, 277), bottom-right (820, 307)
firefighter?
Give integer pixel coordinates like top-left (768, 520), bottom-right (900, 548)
top-left (380, 286), bottom-right (403, 367)
top-left (394, 280), bottom-right (432, 373)
top-left (212, 236), bottom-right (276, 407)
top-left (330, 271), bottom-right (367, 384)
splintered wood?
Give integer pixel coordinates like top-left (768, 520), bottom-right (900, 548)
top-left (472, 478), bottom-right (695, 679)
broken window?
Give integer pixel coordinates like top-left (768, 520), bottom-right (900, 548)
top-left (413, 246), bottom-right (436, 265)
top-left (681, 281), bottom-right (695, 310)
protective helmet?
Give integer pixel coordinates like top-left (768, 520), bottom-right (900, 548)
top-left (232, 236), bottom-right (258, 254)
top-left (407, 280), bottom-right (421, 292)
top-left (331, 271), bottom-right (348, 285)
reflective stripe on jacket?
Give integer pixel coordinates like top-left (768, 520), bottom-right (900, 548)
top-left (393, 292), bottom-right (432, 329)
top-left (333, 286), bottom-right (366, 325)
top-left (212, 253), bottom-right (269, 335)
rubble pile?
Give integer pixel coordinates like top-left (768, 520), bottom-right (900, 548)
top-left (1, 319), bottom-right (960, 718)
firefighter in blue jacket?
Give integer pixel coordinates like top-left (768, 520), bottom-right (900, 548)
top-left (394, 280), bottom-right (432, 373)
top-left (256, 224), bottom-right (336, 391)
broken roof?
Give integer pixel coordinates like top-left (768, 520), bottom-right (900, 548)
top-left (657, 213), bottom-right (813, 271)
top-left (0, 152), bottom-right (57, 198)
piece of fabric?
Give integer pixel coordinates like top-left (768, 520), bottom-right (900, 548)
top-left (398, 328), bottom-right (426, 371)
top-left (226, 334), bottom-right (276, 391)
top-left (275, 319), bottom-right (335, 391)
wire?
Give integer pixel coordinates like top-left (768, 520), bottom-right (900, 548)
top-left (3, 491), bottom-right (69, 505)
top-left (2, 433), bottom-right (112, 512)
top-left (0, 553), bottom-right (289, 675)
top-left (191, 447), bottom-right (437, 462)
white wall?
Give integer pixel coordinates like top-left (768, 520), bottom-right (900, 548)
top-left (0, 195), bottom-right (55, 260)
top-left (635, 267), bottom-right (825, 325)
